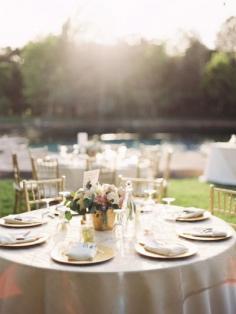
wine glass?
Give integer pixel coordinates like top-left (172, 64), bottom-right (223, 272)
top-left (144, 189), bottom-right (156, 204)
top-left (162, 197), bottom-right (175, 207)
top-left (44, 198), bottom-right (50, 209)
top-left (161, 197), bottom-right (176, 221)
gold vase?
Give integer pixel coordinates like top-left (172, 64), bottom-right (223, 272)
top-left (92, 209), bottom-right (115, 231)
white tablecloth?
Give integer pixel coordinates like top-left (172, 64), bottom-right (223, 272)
top-left (0, 209), bottom-right (235, 314)
top-left (203, 143), bottom-right (236, 186)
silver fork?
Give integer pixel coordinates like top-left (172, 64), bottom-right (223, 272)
top-left (16, 230), bottom-right (31, 240)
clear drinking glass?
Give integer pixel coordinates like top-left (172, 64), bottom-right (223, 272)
top-left (113, 209), bottom-right (125, 240)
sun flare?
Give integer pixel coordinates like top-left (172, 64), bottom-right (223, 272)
top-left (0, 0), bottom-right (236, 48)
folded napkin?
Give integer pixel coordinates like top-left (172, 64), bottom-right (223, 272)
top-left (0, 233), bottom-right (39, 245)
top-left (4, 215), bottom-right (41, 225)
top-left (178, 208), bottom-right (204, 219)
top-left (183, 227), bottom-right (227, 238)
top-left (144, 239), bottom-right (188, 257)
top-left (65, 242), bottom-right (97, 261)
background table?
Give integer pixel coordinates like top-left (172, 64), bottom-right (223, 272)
top-left (0, 209), bottom-right (236, 314)
top-left (203, 143), bottom-right (236, 186)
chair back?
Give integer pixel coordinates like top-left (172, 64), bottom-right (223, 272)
top-left (163, 149), bottom-right (173, 182)
top-left (12, 153), bottom-right (21, 186)
top-left (210, 185), bottom-right (236, 217)
top-left (23, 177), bottom-right (65, 211)
top-left (140, 145), bottom-right (161, 177)
top-left (119, 175), bottom-right (164, 203)
top-left (85, 155), bottom-right (116, 184)
top-left (28, 146), bottom-right (49, 159)
top-left (31, 157), bottom-right (59, 180)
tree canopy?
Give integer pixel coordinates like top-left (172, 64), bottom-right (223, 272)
top-left (0, 18), bottom-right (236, 121)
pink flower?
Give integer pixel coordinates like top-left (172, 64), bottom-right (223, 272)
top-left (95, 195), bottom-right (108, 206)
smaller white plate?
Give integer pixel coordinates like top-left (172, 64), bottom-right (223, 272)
top-left (176, 211), bottom-right (211, 222)
top-left (135, 242), bottom-right (197, 259)
top-left (178, 230), bottom-right (232, 241)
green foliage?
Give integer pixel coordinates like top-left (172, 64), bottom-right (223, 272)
top-left (65, 210), bottom-right (72, 221)
top-left (203, 52), bottom-right (236, 117)
top-left (0, 61), bottom-right (24, 115)
top-left (21, 35), bottom-right (61, 115)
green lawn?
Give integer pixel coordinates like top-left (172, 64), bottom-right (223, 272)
top-left (0, 178), bottom-right (235, 224)
top-left (0, 180), bottom-right (14, 217)
top-left (169, 179), bottom-right (210, 209)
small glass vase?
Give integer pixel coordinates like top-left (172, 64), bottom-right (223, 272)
top-left (122, 181), bottom-right (136, 239)
top-left (92, 209), bottom-right (115, 231)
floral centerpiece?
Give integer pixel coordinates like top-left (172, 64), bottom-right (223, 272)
top-left (65, 182), bottom-right (124, 230)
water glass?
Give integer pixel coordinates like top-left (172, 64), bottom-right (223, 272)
top-left (81, 225), bottom-right (95, 243)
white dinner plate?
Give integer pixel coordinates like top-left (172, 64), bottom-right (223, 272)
top-left (0, 234), bottom-right (48, 248)
top-left (178, 230), bottom-right (233, 241)
top-left (135, 242), bottom-right (197, 259)
top-left (176, 211), bottom-right (211, 222)
top-left (51, 243), bottom-right (115, 265)
top-left (0, 218), bottom-right (45, 228)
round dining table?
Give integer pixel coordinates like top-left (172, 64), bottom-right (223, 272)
top-left (0, 208), bottom-right (236, 314)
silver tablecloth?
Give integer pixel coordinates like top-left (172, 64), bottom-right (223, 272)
top-left (0, 209), bottom-right (236, 314)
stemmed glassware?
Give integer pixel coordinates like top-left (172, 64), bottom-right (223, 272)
top-left (162, 197), bottom-right (175, 207)
top-left (160, 197), bottom-right (178, 241)
top-left (162, 197), bottom-right (176, 219)
top-left (144, 188), bottom-right (156, 205)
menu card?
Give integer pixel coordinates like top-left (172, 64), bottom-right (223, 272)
top-left (83, 169), bottom-right (100, 189)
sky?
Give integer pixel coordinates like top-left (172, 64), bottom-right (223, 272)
top-left (0, 0), bottom-right (236, 49)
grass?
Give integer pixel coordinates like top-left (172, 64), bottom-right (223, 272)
top-left (169, 178), bottom-right (210, 210)
top-left (0, 180), bottom-right (15, 217)
top-left (0, 178), bottom-right (235, 224)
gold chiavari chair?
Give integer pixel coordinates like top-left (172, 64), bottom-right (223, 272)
top-left (12, 153), bottom-right (29, 213)
top-left (28, 146), bottom-right (49, 159)
top-left (210, 185), bottom-right (236, 228)
top-left (119, 175), bottom-right (164, 203)
top-left (31, 156), bottom-right (59, 180)
top-left (86, 155), bottom-right (117, 185)
top-left (139, 145), bottom-right (162, 178)
top-left (23, 177), bottom-right (65, 211)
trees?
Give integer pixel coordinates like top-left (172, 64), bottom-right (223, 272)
top-left (0, 48), bottom-right (24, 115)
top-left (158, 38), bottom-right (210, 117)
top-left (203, 52), bottom-right (236, 118)
top-left (21, 36), bottom-right (61, 116)
top-left (216, 16), bottom-right (236, 53)
top-left (1, 16), bottom-right (236, 123)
